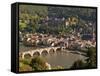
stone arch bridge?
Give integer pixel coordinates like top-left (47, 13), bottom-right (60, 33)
top-left (19, 47), bottom-right (66, 59)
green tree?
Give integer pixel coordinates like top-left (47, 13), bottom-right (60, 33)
top-left (19, 58), bottom-right (32, 72)
top-left (30, 56), bottom-right (48, 71)
top-left (70, 60), bottom-right (86, 69)
top-left (86, 47), bottom-right (97, 68)
top-left (19, 21), bottom-right (27, 32)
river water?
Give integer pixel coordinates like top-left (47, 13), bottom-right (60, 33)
top-left (19, 44), bottom-right (86, 69)
top-left (43, 51), bottom-right (86, 68)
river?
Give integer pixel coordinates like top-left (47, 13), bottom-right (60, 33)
top-left (19, 43), bottom-right (86, 69)
top-left (42, 51), bottom-right (86, 69)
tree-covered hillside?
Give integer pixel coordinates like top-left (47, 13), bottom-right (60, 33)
top-left (19, 5), bottom-right (96, 34)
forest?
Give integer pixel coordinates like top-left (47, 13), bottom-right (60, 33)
top-left (19, 5), bottom-right (96, 35)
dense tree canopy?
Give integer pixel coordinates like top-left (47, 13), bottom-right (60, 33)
top-left (19, 5), bottom-right (96, 34)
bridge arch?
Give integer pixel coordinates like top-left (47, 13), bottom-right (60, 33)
top-left (56, 47), bottom-right (62, 53)
top-left (24, 53), bottom-right (31, 59)
top-left (49, 48), bottom-right (55, 54)
top-left (33, 51), bottom-right (40, 57)
top-left (41, 50), bottom-right (49, 56)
